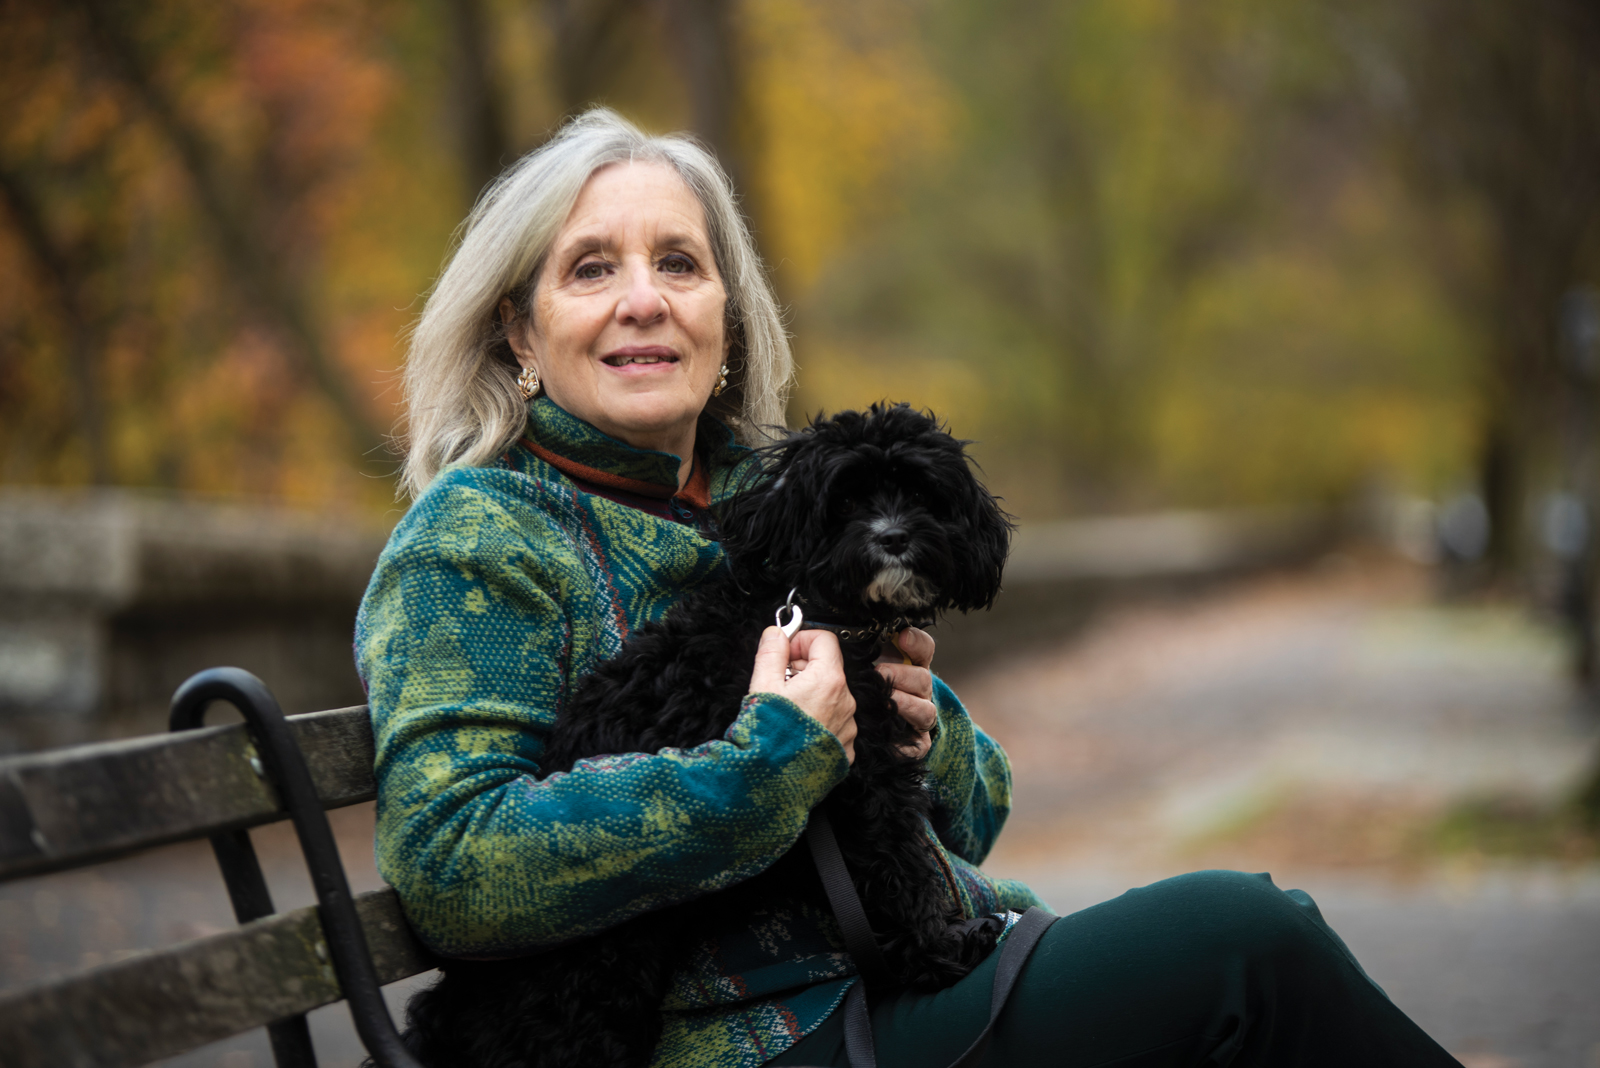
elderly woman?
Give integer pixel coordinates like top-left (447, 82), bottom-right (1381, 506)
top-left (357, 109), bottom-right (1461, 1068)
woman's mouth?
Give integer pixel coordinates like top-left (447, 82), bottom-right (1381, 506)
top-left (602, 346), bottom-right (679, 368)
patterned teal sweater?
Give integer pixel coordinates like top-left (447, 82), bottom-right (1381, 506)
top-left (356, 398), bottom-right (1042, 1067)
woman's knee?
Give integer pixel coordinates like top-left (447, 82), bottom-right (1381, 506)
top-left (1119, 869), bottom-right (1348, 972)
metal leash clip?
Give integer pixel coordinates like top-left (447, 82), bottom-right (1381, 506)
top-left (775, 587), bottom-right (804, 639)
top-left (777, 588), bottom-right (804, 680)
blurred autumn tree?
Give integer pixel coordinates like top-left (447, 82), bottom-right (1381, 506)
top-left (2, 0), bottom-right (1556, 535)
top-left (0, 0), bottom-right (417, 508)
top-left (790, 0), bottom-right (1481, 518)
top-left (0, 0), bottom-right (945, 508)
top-left (1376, 0), bottom-right (1600, 590)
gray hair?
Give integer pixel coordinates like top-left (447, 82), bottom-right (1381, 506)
top-left (398, 107), bottom-right (792, 498)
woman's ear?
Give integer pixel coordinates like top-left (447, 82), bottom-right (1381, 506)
top-left (499, 296), bottom-right (539, 368)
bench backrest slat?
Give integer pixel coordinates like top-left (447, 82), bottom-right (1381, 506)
top-left (0, 886), bottom-right (432, 1068)
top-left (0, 706), bottom-right (375, 882)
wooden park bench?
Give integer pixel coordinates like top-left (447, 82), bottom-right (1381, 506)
top-left (0, 664), bottom-right (1059, 1068)
top-left (0, 667), bottom-right (432, 1068)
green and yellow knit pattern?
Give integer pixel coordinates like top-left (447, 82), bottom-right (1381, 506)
top-left (355, 398), bottom-right (1041, 1067)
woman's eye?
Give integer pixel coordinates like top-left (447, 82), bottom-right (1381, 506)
top-left (660, 254), bottom-right (693, 274)
top-left (575, 261), bottom-right (606, 280)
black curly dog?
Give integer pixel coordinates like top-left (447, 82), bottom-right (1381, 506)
top-left (399, 404), bottom-right (1014, 1068)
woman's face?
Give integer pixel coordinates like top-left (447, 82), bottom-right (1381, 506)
top-left (505, 161), bottom-right (728, 457)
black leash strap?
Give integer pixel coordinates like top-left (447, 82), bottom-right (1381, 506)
top-left (803, 808), bottom-right (1059, 1068)
top-left (834, 907), bottom-right (1058, 1068)
top-left (804, 809), bottom-right (892, 989)
top-left (839, 981), bottom-right (875, 1068)
top-left (944, 907), bottom-right (1058, 1068)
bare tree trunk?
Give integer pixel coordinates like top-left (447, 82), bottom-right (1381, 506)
top-left (658, 0), bottom-right (747, 193)
top-left (0, 165), bottom-right (111, 485)
top-left (1478, 413), bottom-right (1520, 581)
top-left (542, 0), bottom-right (768, 251)
top-left (445, 0), bottom-right (514, 201)
top-left (544, 0), bottom-right (641, 115)
top-left (72, 0), bottom-right (391, 470)
top-left (1399, 0), bottom-right (1600, 593)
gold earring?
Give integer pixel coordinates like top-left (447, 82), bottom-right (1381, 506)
top-left (712, 363), bottom-right (729, 397)
top-left (516, 366), bottom-right (541, 400)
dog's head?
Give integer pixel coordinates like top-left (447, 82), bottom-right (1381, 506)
top-left (720, 404), bottom-right (1012, 618)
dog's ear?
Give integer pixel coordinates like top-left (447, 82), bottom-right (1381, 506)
top-left (717, 429), bottom-right (833, 585)
top-left (942, 455), bottom-right (1014, 613)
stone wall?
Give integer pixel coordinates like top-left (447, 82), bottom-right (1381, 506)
top-left (930, 506), bottom-right (1341, 677)
top-left (0, 487), bottom-right (1340, 754)
top-left (0, 489), bottom-right (390, 753)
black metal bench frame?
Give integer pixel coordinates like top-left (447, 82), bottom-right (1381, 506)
top-left (0, 667), bottom-right (430, 1068)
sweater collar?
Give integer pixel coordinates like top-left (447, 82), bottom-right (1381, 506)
top-left (518, 396), bottom-right (757, 508)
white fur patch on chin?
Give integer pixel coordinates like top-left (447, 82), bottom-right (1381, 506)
top-left (864, 565), bottom-right (936, 609)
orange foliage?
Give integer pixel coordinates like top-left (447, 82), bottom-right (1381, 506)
top-left (0, 0), bottom-right (1489, 522)
top-left (0, 0), bottom-right (411, 512)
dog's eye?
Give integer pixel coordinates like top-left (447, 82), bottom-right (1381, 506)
top-left (837, 498), bottom-right (858, 517)
top-left (908, 488), bottom-right (945, 517)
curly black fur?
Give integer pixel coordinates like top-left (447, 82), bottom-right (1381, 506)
top-left (397, 404), bottom-right (1014, 1068)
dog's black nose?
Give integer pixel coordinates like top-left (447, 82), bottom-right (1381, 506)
top-left (877, 527), bottom-right (911, 556)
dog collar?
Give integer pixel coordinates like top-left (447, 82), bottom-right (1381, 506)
top-left (774, 588), bottom-right (931, 646)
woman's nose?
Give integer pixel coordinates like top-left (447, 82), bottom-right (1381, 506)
top-left (615, 260), bottom-right (667, 325)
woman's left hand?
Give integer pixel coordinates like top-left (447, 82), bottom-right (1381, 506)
top-left (877, 627), bottom-right (937, 760)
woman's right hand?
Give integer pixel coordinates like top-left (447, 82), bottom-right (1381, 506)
top-left (749, 626), bottom-right (857, 763)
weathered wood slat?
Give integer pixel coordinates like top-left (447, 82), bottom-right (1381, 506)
top-left (0, 886), bottom-right (434, 1068)
top-left (291, 706), bottom-right (380, 805)
top-left (0, 707), bottom-right (375, 881)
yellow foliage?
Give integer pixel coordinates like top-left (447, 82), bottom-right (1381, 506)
top-left (743, 0), bottom-right (955, 290)
top-left (789, 0), bottom-right (1483, 516)
top-left (795, 342), bottom-right (994, 427)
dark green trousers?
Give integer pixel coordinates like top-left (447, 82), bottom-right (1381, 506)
top-left (769, 871), bottom-right (1461, 1067)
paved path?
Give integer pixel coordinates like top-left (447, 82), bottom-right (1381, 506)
top-left (3, 559), bottom-right (1596, 1066)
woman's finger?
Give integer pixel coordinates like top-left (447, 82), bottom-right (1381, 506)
top-left (876, 662), bottom-right (934, 701)
top-left (788, 626), bottom-right (842, 665)
top-left (763, 628), bottom-right (857, 762)
top-left (748, 626), bottom-right (791, 694)
top-left (886, 627), bottom-right (935, 669)
top-left (890, 691), bottom-right (938, 733)
top-left (896, 733), bottom-right (933, 761)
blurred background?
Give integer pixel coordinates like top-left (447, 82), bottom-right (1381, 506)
top-left (1, 0), bottom-right (1598, 1065)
